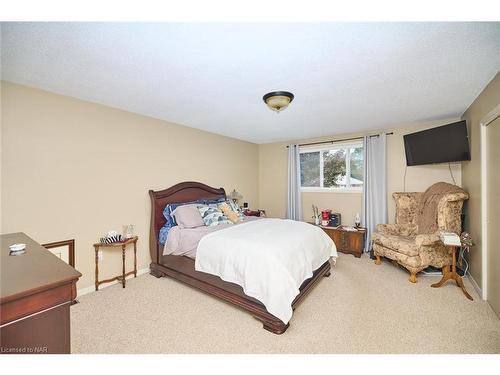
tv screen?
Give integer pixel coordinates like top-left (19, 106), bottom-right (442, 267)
top-left (404, 120), bottom-right (471, 166)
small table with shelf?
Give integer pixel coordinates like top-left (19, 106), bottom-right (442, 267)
top-left (310, 224), bottom-right (366, 258)
top-left (93, 236), bottom-right (138, 291)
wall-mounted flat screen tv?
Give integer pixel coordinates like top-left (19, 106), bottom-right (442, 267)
top-left (404, 120), bottom-right (471, 166)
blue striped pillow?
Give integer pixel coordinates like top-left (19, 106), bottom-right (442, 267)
top-left (158, 224), bottom-right (171, 246)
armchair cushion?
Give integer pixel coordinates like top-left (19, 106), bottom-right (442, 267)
top-left (372, 232), bottom-right (419, 257)
top-left (414, 232), bottom-right (441, 247)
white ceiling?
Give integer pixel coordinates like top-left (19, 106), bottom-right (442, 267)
top-left (1, 22), bottom-right (499, 144)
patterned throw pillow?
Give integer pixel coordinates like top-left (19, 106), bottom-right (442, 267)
top-left (197, 205), bottom-right (232, 227)
top-left (227, 199), bottom-right (240, 212)
top-left (205, 197), bottom-right (227, 205)
top-left (227, 199), bottom-right (246, 221)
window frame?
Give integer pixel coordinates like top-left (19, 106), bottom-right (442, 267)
top-left (299, 141), bottom-right (364, 193)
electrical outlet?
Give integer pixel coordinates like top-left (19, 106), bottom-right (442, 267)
top-left (98, 251), bottom-right (103, 260)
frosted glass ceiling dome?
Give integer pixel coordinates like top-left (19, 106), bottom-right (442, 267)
top-left (263, 91), bottom-right (294, 112)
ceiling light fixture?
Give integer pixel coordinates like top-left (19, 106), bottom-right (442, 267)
top-left (263, 91), bottom-right (294, 113)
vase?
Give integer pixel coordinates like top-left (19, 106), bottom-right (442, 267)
top-left (123, 224), bottom-right (134, 239)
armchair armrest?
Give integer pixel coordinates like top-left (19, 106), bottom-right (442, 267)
top-left (441, 191), bottom-right (469, 203)
top-left (415, 232), bottom-right (441, 247)
top-left (376, 223), bottom-right (417, 236)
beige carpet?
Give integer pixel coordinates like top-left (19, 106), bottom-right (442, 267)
top-left (71, 254), bottom-right (500, 353)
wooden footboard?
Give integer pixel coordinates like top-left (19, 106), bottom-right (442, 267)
top-left (151, 257), bottom-right (331, 334)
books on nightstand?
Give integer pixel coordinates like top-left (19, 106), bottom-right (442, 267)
top-left (342, 226), bottom-right (361, 231)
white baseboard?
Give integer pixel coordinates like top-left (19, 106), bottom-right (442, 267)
top-left (467, 271), bottom-right (483, 300)
top-left (76, 267), bottom-right (150, 297)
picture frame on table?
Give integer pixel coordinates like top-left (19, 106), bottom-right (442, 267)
top-left (42, 239), bottom-right (78, 304)
top-left (42, 239), bottom-right (75, 268)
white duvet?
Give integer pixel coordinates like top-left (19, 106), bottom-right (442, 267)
top-left (194, 218), bottom-right (337, 324)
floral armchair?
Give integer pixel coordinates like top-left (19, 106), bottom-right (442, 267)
top-left (372, 188), bottom-right (468, 283)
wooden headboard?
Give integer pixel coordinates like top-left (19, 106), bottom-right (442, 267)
top-left (148, 181), bottom-right (226, 265)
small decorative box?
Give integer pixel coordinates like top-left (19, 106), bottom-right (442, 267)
top-left (100, 234), bottom-right (124, 244)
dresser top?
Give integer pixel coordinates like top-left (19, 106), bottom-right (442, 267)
top-left (1, 232), bottom-right (82, 303)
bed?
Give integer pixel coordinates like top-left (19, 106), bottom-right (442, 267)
top-left (149, 181), bottom-right (334, 334)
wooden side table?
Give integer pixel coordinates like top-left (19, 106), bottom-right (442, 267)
top-left (243, 209), bottom-right (266, 217)
top-left (93, 236), bottom-right (138, 291)
top-left (431, 244), bottom-right (473, 300)
top-left (310, 224), bottom-right (366, 258)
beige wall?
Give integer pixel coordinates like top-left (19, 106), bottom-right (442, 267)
top-left (0, 83), bottom-right (3, 233)
top-left (1, 82), bottom-right (259, 292)
top-left (258, 119), bottom-right (462, 226)
top-left (486, 117), bottom-right (500, 317)
top-left (461, 72), bottom-right (500, 294)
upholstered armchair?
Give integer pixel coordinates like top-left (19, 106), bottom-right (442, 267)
top-left (372, 187), bottom-right (468, 283)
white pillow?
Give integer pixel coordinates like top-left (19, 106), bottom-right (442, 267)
top-left (171, 204), bottom-right (205, 228)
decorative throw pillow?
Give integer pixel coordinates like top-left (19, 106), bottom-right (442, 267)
top-left (227, 199), bottom-right (246, 221)
top-left (205, 197), bottom-right (227, 205)
top-left (171, 204), bottom-right (205, 228)
top-left (218, 202), bottom-right (241, 224)
top-left (227, 199), bottom-right (241, 213)
top-left (197, 205), bottom-right (232, 226)
top-left (162, 205), bottom-right (177, 227)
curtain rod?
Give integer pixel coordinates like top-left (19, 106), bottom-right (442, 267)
top-left (286, 132), bottom-right (393, 148)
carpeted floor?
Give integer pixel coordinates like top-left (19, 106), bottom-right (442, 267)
top-left (71, 254), bottom-right (500, 353)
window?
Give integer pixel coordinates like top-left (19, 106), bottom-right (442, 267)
top-left (299, 142), bottom-right (364, 191)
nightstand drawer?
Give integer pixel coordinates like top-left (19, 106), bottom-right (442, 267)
top-left (311, 224), bottom-right (365, 258)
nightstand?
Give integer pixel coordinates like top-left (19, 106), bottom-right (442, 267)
top-left (312, 224), bottom-right (366, 258)
top-left (243, 209), bottom-right (266, 217)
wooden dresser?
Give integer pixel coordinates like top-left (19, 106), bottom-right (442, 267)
top-left (315, 225), bottom-right (366, 258)
top-left (0, 233), bottom-right (81, 354)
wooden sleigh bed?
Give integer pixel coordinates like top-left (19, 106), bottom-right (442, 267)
top-left (149, 181), bottom-right (331, 334)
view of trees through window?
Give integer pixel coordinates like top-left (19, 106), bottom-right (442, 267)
top-left (300, 145), bottom-right (363, 189)
top-left (299, 152), bottom-right (320, 187)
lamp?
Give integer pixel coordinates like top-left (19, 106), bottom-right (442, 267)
top-left (263, 91), bottom-right (294, 112)
top-left (228, 189), bottom-right (243, 204)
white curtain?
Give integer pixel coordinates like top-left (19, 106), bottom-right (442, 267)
top-left (287, 144), bottom-right (302, 221)
top-left (362, 134), bottom-right (388, 252)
